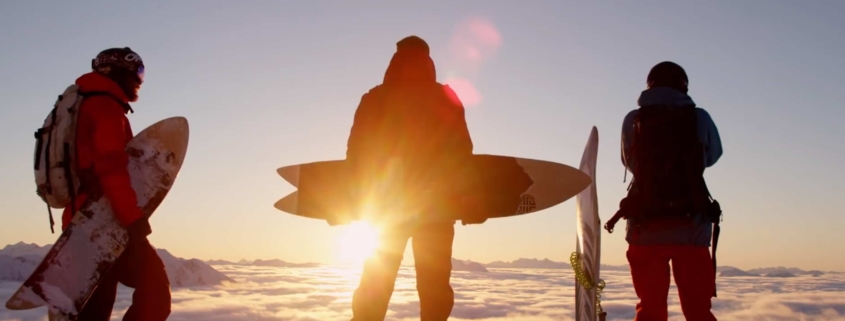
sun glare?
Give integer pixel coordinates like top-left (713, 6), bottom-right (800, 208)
top-left (335, 221), bottom-right (381, 266)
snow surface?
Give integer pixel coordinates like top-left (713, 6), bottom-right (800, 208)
top-left (4, 243), bottom-right (843, 320)
top-left (2, 263), bottom-right (843, 321)
top-left (0, 255), bottom-right (40, 282)
top-left (38, 284), bottom-right (75, 315)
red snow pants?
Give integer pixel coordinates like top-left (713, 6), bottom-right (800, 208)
top-left (76, 237), bottom-right (171, 321)
top-left (627, 244), bottom-right (717, 321)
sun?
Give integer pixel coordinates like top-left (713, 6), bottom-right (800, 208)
top-left (335, 221), bottom-right (381, 266)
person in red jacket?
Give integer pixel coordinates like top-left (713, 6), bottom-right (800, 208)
top-left (63, 47), bottom-right (171, 321)
top-left (347, 36), bottom-right (474, 321)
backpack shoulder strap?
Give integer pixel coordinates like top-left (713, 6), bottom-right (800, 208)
top-left (77, 91), bottom-right (134, 114)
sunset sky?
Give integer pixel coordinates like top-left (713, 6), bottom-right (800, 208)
top-left (1, 1), bottom-right (843, 271)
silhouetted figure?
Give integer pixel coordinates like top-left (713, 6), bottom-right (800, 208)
top-left (606, 61), bottom-right (723, 321)
top-left (346, 36), bottom-right (474, 321)
top-left (67, 48), bottom-right (171, 321)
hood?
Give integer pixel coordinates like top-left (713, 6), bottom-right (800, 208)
top-left (383, 36), bottom-right (436, 84)
top-left (75, 72), bottom-right (130, 104)
top-left (637, 87), bottom-right (695, 107)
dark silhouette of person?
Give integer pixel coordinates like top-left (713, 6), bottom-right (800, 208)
top-left (609, 61), bottom-right (723, 321)
top-left (346, 35), bottom-right (474, 321)
top-left (67, 47), bottom-right (171, 321)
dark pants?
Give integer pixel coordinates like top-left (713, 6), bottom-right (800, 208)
top-left (627, 244), bottom-right (717, 321)
top-left (77, 238), bottom-right (171, 321)
top-left (352, 221), bottom-right (455, 321)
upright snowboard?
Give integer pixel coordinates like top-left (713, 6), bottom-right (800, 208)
top-left (5, 117), bottom-right (189, 320)
top-left (573, 126), bottom-right (606, 321)
top-left (274, 155), bottom-right (592, 225)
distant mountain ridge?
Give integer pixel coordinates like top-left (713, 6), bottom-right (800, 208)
top-left (0, 242), bottom-right (231, 287)
top-left (720, 268), bottom-right (760, 277)
top-left (155, 249), bottom-right (233, 286)
top-left (747, 266), bottom-right (826, 276)
top-left (452, 258), bottom-right (489, 272)
top-left (0, 242), bottom-right (48, 257)
top-left (206, 258), bottom-right (321, 268)
top-left (7, 242), bottom-right (836, 276)
top-left (719, 266), bottom-right (825, 277)
top-left (479, 257), bottom-right (630, 271)
top-left (482, 258), bottom-right (836, 275)
top-left (208, 253), bottom-right (837, 275)
top-left (486, 258), bottom-right (569, 269)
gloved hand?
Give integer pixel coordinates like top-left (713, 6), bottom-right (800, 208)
top-left (126, 218), bottom-right (152, 242)
top-left (461, 217), bottom-right (487, 225)
top-left (457, 194), bottom-right (487, 225)
top-left (326, 217), bottom-right (350, 227)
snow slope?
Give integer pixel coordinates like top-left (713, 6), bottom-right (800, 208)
top-left (0, 243), bottom-right (231, 287)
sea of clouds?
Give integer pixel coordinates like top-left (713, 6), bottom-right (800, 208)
top-left (2, 263), bottom-right (844, 321)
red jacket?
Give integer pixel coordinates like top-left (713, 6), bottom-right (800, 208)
top-left (61, 72), bottom-right (142, 230)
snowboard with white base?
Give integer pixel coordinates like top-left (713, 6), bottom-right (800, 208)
top-left (573, 126), bottom-right (606, 321)
top-left (5, 117), bottom-right (189, 320)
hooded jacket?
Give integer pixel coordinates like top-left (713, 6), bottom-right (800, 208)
top-left (61, 72), bottom-right (142, 230)
top-left (620, 87), bottom-right (723, 246)
top-left (346, 37), bottom-right (472, 175)
top-left (346, 37), bottom-right (474, 187)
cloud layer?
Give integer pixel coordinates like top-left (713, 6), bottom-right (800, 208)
top-left (2, 265), bottom-right (844, 321)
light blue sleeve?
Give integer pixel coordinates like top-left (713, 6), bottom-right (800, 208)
top-left (695, 108), bottom-right (723, 167)
top-left (621, 110), bottom-right (638, 170)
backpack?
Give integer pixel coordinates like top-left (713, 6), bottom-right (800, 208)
top-left (623, 104), bottom-right (711, 220)
top-left (33, 85), bottom-right (115, 233)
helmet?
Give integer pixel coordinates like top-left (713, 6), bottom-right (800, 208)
top-left (647, 61), bottom-right (688, 93)
top-left (91, 47), bottom-right (145, 83)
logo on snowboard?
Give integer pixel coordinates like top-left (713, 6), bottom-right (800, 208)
top-left (516, 194), bottom-right (536, 214)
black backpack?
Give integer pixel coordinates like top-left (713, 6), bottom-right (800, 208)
top-left (606, 103), bottom-right (723, 297)
top-left (624, 104), bottom-right (710, 220)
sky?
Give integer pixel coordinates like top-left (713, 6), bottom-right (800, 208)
top-left (1, 1), bottom-right (844, 271)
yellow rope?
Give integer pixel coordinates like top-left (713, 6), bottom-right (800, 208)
top-left (595, 279), bottom-right (605, 314)
top-left (570, 252), bottom-right (606, 316)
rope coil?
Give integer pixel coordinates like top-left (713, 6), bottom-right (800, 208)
top-left (570, 252), bottom-right (606, 316)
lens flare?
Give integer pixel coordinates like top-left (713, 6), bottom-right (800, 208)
top-left (450, 16), bottom-right (503, 68)
top-left (444, 16), bottom-right (503, 107)
top-left (444, 77), bottom-right (482, 106)
top-left (335, 221), bottom-right (380, 266)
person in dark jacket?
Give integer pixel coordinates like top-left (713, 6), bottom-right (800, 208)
top-left (66, 47), bottom-right (171, 321)
top-left (347, 36), bottom-right (474, 321)
top-left (619, 61), bottom-right (722, 321)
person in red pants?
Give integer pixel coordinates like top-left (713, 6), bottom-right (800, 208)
top-left (64, 47), bottom-right (171, 321)
top-left (346, 35), bottom-right (475, 321)
top-left (606, 61), bottom-right (723, 321)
